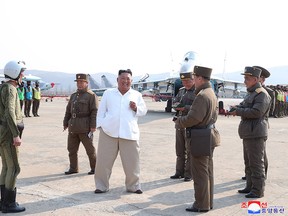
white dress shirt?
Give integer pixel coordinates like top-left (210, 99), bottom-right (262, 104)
top-left (97, 88), bottom-right (147, 140)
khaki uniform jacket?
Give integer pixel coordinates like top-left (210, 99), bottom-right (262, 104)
top-left (0, 83), bottom-right (23, 146)
top-left (236, 82), bottom-right (271, 139)
top-left (177, 82), bottom-right (220, 147)
top-left (63, 89), bottom-right (98, 133)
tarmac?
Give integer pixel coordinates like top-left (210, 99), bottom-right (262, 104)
top-left (1, 97), bottom-right (287, 216)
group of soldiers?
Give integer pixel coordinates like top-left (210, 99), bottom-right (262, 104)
top-left (16, 81), bottom-right (41, 117)
top-left (267, 84), bottom-right (288, 118)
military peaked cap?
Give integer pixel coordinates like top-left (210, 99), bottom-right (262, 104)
top-left (180, 72), bottom-right (193, 80)
top-left (75, 73), bottom-right (89, 82)
top-left (253, 66), bottom-right (270, 78)
top-left (192, 65), bottom-right (212, 78)
top-left (241, 67), bottom-right (261, 78)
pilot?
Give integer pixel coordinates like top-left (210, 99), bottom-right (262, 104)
top-left (170, 62), bottom-right (196, 182)
top-left (63, 73), bottom-right (99, 175)
top-left (32, 81), bottom-right (41, 117)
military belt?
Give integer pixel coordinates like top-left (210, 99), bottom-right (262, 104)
top-left (72, 113), bottom-right (90, 118)
top-left (186, 124), bottom-right (215, 130)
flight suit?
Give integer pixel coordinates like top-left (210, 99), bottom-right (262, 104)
top-left (0, 83), bottom-right (23, 190)
top-left (172, 86), bottom-right (196, 179)
top-left (63, 89), bottom-right (98, 173)
top-left (237, 82), bottom-right (271, 197)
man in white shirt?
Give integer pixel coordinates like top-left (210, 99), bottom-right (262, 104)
top-left (94, 69), bottom-right (147, 194)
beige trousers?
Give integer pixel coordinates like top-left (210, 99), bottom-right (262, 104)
top-left (94, 128), bottom-right (141, 192)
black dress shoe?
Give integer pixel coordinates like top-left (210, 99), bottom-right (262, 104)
top-left (238, 188), bottom-right (251, 194)
top-left (170, 174), bottom-right (184, 179)
top-left (88, 170), bottom-right (95, 175)
top-left (94, 189), bottom-right (108, 193)
top-left (64, 170), bottom-right (78, 175)
top-left (185, 207), bottom-right (209, 212)
top-left (134, 189), bottom-right (143, 194)
top-left (242, 176), bottom-right (246, 180)
top-left (184, 177), bottom-right (192, 182)
top-left (245, 192), bottom-right (262, 198)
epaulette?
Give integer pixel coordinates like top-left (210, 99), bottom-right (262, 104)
top-left (196, 89), bottom-right (204, 96)
top-left (255, 87), bottom-right (269, 97)
top-left (179, 86), bottom-right (185, 91)
top-left (87, 90), bottom-right (95, 95)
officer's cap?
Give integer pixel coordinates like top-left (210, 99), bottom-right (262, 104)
top-left (252, 66), bottom-right (270, 78)
top-left (241, 67), bottom-right (261, 78)
top-left (180, 72), bottom-right (193, 80)
top-left (75, 73), bottom-right (89, 82)
top-left (192, 65), bottom-right (212, 79)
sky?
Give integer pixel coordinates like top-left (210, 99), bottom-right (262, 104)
top-left (1, 0), bottom-right (287, 77)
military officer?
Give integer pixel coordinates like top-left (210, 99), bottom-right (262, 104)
top-left (170, 68), bottom-right (196, 182)
top-left (254, 66), bottom-right (274, 179)
top-left (175, 66), bottom-right (220, 212)
top-left (229, 66), bottom-right (271, 198)
top-left (63, 73), bottom-right (98, 175)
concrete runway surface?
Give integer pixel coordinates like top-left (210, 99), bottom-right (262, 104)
top-left (1, 98), bottom-right (287, 215)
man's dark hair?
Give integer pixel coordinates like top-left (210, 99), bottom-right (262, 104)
top-left (118, 69), bottom-right (132, 76)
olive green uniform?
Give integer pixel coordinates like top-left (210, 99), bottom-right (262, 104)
top-left (172, 86), bottom-right (196, 179)
top-left (63, 89), bottom-right (98, 172)
top-left (0, 83), bottom-right (23, 190)
top-left (177, 82), bottom-right (220, 211)
top-left (236, 82), bottom-right (271, 197)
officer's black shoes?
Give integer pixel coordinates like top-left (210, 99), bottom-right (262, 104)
top-left (94, 189), bottom-right (108, 194)
top-left (64, 169), bottom-right (79, 175)
top-left (134, 189), bottom-right (143, 194)
top-left (170, 174), bottom-right (184, 179)
top-left (2, 188), bottom-right (25, 213)
top-left (245, 192), bottom-right (263, 198)
top-left (184, 177), bottom-right (192, 182)
top-left (88, 170), bottom-right (95, 175)
top-left (185, 206), bottom-right (209, 212)
top-left (238, 188), bottom-right (251, 194)
top-left (242, 176), bottom-right (246, 180)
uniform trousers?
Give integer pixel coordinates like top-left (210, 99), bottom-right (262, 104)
top-left (243, 138), bottom-right (265, 196)
top-left (67, 132), bottom-right (96, 172)
top-left (175, 128), bottom-right (192, 178)
top-left (95, 128), bottom-right (141, 192)
top-left (191, 150), bottom-right (214, 211)
top-left (32, 99), bottom-right (40, 116)
top-left (0, 144), bottom-right (20, 190)
top-left (243, 139), bottom-right (268, 179)
top-left (24, 100), bottom-right (32, 117)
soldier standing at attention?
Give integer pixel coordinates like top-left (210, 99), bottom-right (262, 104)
top-left (32, 81), bottom-right (41, 117)
top-left (170, 65), bottom-right (196, 182)
top-left (175, 66), bottom-right (220, 212)
top-left (17, 82), bottom-right (25, 110)
top-left (63, 74), bottom-right (98, 175)
top-left (0, 60), bottom-right (26, 213)
top-left (229, 67), bottom-right (271, 198)
top-left (24, 80), bottom-right (32, 117)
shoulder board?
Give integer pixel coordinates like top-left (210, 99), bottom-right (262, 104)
top-left (87, 90), bottom-right (95, 95)
top-left (179, 87), bottom-right (185, 90)
top-left (196, 89), bottom-right (204, 96)
top-left (255, 87), bottom-right (269, 97)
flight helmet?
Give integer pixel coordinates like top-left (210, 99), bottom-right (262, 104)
top-left (4, 61), bottom-right (26, 80)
